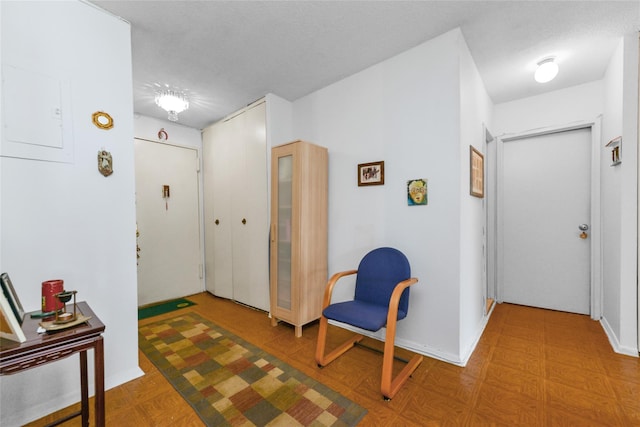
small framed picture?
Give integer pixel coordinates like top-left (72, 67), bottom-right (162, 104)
top-left (605, 136), bottom-right (622, 166)
top-left (358, 161), bottom-right (384, 186)
top-left (470, 146), bottom-right (484, 198)
top-left (1, 273), bottom-right (25, 325)
top-left (407, 179), bottom-right (428, 205)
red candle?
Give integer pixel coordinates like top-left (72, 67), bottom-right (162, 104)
top-left (42, 279), bottom-right (64, 312)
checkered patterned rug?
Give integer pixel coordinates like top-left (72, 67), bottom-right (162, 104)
top-left (139, 312), bottom-right (367, 426)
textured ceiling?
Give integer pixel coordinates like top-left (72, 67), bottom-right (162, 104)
top-left (92, 1), bottom-right (639, 130)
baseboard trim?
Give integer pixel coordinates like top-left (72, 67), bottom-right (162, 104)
top-left (600, 316), bottom-right (639, 357)
top-left (326, 319), bottom-right (465, 366)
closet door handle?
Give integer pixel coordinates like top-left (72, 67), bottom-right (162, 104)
top-left (241, 218), bottom-right (247, 225)
top-left (214, 219), bottom-right (219, 225)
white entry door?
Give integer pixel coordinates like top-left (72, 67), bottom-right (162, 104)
top-left (500, 127), bottom-right (591, 314)
top-left (135, 139), bottom-right (202, 306)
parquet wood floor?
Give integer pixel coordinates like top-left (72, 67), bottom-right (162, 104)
top-left (26, 292), bottom-right (640, 426)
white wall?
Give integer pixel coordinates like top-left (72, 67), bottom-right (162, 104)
top-left (458, 34), bottom-right (494, 360)
top-left (265, 93), bottom-right (294, 148)
top-left (0, 2), bottom-right (142, 426)
top-left (600, 33), bottom-right (639, 356)
top-left (601, 39), bottom-right (625, 350)
top-left (618, 33), bottom-right (639, 356)
top-left (0, 1), bottom-right (3, 272)
top-left (493, 81), bottom-right (604, 136)
top-left (292, 28), bottom-right (489, 364)
top-left (135, 114), bottom-right (203, 149)
top-left (264, 93), bottom-right (294, 215)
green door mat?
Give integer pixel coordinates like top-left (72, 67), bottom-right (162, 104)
top-left (138, 298), bottom-right (196, 320)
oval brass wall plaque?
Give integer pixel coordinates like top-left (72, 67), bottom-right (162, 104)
top-left (92, 111), bottom-right (114, 130)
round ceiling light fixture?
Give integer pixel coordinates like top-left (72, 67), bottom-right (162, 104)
top-left (534, 57), bottom-right (559, 83)
top-left (155, 89), bottom-right (189, 122)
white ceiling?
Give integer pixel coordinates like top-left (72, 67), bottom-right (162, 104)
top-left (92, 1), bottom-right (639, 130)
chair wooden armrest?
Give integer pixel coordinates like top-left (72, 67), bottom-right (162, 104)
top-left (381, 277), bottom-right (422, 399)
top-left (386, 277), bottom-right (418, 327)
top-left (321, 270), bottom-right (358, 309)
top-left (316, 269), bottom-right (359, 367)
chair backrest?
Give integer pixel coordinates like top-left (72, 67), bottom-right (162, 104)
top-left (354, 247), bottom-right (411, 315)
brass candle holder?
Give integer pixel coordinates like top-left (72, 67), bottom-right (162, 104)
top-left (54, 290), bottom-right (78, 324)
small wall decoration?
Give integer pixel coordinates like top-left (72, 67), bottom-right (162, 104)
top-left (92, 111), bottom-right (114, 130)
top-left (605, 136), bottom-right (622, 166)
top-left (163, 185), bottom-right (170, 210)
top-left (136, 223), bottom-right (141, 263)
top-left (407, 179), bottom-right (428, 205)
top-left (358, 161), bottom-right (385, 186)
top-left (470, 146), bottom-right (484, 198)
top-left (98, 150), bottom-right (113, 177)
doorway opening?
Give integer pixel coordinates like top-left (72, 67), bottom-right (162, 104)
top-left (491, 120), bottom-right (602, 319)
top-left (484, 125), bottom-right (496, 316)
top-left (134, 138), bottom-right (203, 306)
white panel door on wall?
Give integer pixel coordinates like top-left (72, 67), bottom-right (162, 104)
top-left (135, 139), bottom-right (202, 306)
top-left (203, 100), bottom-right (270, 311)
top-left (203, 118), bottom-right (234, 300)
top-left (230, 102), bottom-right (269, 308)
top-left (500, 128), bottom-right (591, 314)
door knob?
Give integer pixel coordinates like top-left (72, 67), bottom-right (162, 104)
top-left (242, 218), bottom-right (247, 225)
top-left (578, 224), bottom-right (589, 239)
top-left (214, 219), bottom-right (219, 225)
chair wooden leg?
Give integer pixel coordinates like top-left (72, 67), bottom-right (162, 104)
top-left (380, 318), bottom-right (423, 399)
top-left (381, 352), bottom-right (423, 400)
top-left (315, 315), bottom-right (363, 366)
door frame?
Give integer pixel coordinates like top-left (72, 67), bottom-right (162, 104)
top-left (495, 118), bottom-right (602, 319)
top-left (134, 137), bottom-right (205, 302)
top-left (484, 125), bottom-right (497, 313)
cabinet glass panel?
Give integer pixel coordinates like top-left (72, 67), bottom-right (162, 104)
top-left (277, 155), bottom-right (293, 309)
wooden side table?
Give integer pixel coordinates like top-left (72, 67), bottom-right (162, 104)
top-left (0, 302), bottom-right (105, 427)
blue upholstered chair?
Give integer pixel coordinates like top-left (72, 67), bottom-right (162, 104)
top-left (315, 247), bottom-right (423, 400)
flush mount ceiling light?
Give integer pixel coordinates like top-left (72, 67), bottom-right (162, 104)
top-left (534, 57), bottom-right (559, 83)
top-left (155, 89), bottom-right (189, 122)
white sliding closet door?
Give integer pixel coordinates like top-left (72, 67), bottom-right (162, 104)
top-left (203, 100), bottom-right (269, 311)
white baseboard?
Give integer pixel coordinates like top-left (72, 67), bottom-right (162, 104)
top-left (326, 319), bottom-right (466, 366)
top-left (458, 308), bottom-right (493, 367)
top-left (7, 366), bottom-right (145, 427)
top-left (327, 304), bottom-right (495, 367)
top-left (600, 316), bottom-right (640, 357)
top-left (106, 366), bottom-right (145, 390)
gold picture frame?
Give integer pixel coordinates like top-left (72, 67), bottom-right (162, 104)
top-left (92, 111), bottom-right (114, 130)
top-left (470, 146), bottom-right (484, 198)
top-left (358, 161), bottom-right (384, 186)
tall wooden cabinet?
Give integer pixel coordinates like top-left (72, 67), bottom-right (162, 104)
top-left (202, 99), bottom-right (270, 311)
top-left (270, 140), bottom-right (328, 337)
